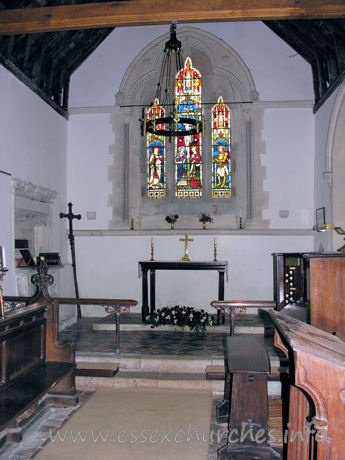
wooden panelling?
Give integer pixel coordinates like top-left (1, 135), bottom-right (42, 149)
top-left (306, 255), bottom-right (345, 336)
top-left (269, 311), bottom-right (345, 460)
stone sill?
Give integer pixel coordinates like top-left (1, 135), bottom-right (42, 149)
top-left (74, 228), bottom-right (313, 237)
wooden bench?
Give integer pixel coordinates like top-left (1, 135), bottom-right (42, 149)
top-left (217, 336), bottom-right (280, 459)
top-left (0, 300), bottom-right (77, 443)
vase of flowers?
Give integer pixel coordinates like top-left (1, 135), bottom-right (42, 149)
top-left (165, 214), bottom-right (178, 229)
top-left (198, 212), bottom-right (213, 229)
top-left (146, 305), bottom-right (215, 333)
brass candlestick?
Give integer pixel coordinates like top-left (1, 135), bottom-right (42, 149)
top-left (151, 243), bottom-right (155, 261)
top-left (239, 216), bottom-right (243, 230)
top-left (214, 242), bottom-right (218, 262)
top-left (0, 268), bottom-right (9, 319)
top-left (130, 218), bottom-right (134, 230)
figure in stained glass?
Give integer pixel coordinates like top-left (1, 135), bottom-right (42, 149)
top-left (176, 146), bottom-right (187, 184)
top-left (212, 96), bottom-right (231, 198)
top-left (190, 146), bottom-right (201, 187)
top-left (146, 99), bottom-right (166, 198)
top-left (148, 141), bottom-right (164, 187)
top-left (175, 58), bottom-right (202, 198)
top-left (214, 144), bottom-right (230, 187)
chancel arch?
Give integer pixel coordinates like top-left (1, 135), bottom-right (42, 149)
top-left (110, 26), bottom-right (261, 230)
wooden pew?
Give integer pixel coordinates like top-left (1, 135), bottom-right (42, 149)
top-left (0, 301), bottom-right (77, 443)
top-left (217, 335), bottom-right (280, 459)
top-left (268, 310), bottom-right (345, 460)
top-left (4, 261), bottom-right (137, 355)
top-left (0, 263), bottom-right (78, 443)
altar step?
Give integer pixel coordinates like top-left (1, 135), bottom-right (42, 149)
top-left (75, 353), bottom-right (285, 398)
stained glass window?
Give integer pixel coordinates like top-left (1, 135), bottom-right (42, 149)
top-left (211, 95), bottom-right (231, 198)
top-left (175, 58), bottom-right (202, 198)
top-left (146, 98), bottom-right (166, 198)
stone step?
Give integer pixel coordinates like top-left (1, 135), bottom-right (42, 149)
top-left (75, 353), bottom-right (283, 398)
top-left (75, 371), bottom-right (281, 398)
top-left (75, 361), bottom-right (119, 377)
top-left (76, 371), bottom-right (224, 394)
top-left (76, 353), bottom-right (225, 374)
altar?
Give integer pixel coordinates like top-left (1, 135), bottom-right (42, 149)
top-left (138, 260), bottom-right (228, 322)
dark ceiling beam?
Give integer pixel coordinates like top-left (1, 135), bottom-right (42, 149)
top-left (60, 29), bottom-right (113, 75)
top-left (265, 18), bottom-right (345, 109)
top-left (298, 20), bottom-right (337, 57)
top-left (0, 52), bottom-right (68, 117)
top-left (265, 20), bottom-right (325, 103)
top-left (1, 0), bottom-right (345, 35)
top-left (264, 21), bottom-right (318, 62)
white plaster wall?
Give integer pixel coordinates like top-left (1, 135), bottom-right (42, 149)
top-left (261, 108), bottom-right (314, 228)
top-left (69, 22), bottom-right (313, 108)
top-left (67, 23), bottom-right (315, 233)
top-left (68, 105), bottom-right (315, 232)
top-left (313, 90), bottom-right (338, 252)
top-left (66, 23), bottom-right (315, 315)
top-left (67, 112), bottom-right (113, 229)
top-left (0, 65), bottom-right (74, 313)
top-left (0, 173), bottom-right (15, 294)
top-left (74, 233), bottom-right (313, 316)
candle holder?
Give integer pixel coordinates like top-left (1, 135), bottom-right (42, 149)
top-left (239, 216), bottom-right (243, 230)
top-left (213, 241), bottom-right (218, 262)
top-left (0, 267), bottom-right (9, 319)
top-left (130, 218), bottom-right (134, 230)
top-left (150, 243), bottom-right (155, 261)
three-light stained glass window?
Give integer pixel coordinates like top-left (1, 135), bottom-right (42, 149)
top-left (146, 98), bottom-right (166, 198)
top-left (175, 58), bottom-right (202, 198)
top-left (211, 95), bottom-right (231, 198)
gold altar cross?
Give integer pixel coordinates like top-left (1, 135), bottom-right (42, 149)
top-left (179, 233), bottom-right (193, 262)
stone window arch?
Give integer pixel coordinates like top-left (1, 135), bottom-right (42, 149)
top-left (111, 26), bottom-right (258, 230)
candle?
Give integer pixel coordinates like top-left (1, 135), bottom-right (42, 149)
top-left (151, 238), bottom-right (154, 246)
top-left (131, 209), bottom-right (134, 219)
top-left (239, 208), bottom-right (242, 218)
top-left (214, 237), bottom-right (216, 245)
top-left (1, 247), bottom-right (6, 269)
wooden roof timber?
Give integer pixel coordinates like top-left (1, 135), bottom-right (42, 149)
top-left (0, 0), bottom-right (345, 35)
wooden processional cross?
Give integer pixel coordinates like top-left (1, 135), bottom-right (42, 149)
top-left (59, 202), bottom-right (82, 318)
top-left (179, 233), bottom-right (194, 262)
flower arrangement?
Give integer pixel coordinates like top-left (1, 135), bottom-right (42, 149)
top-left (146, 305), bottom-right (215, 333)
top-left (165, 214), bottom-right (179, 229)
top-left (165, 214), bottom-right (179, 224)
top-left (198, 212), bottom-right (213, 223)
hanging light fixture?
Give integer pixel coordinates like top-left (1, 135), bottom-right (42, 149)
top-left (141, 22), bottom-right (204, 142)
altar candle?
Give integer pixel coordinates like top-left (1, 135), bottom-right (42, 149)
top-left (0, 246), bottom-right (6, 269)
top-left (239, 208), bottom-right (242, 218)
top-left (131, 209), bottom-right (134, 219)
top-left (214, 237), bottom-right (216, 245)
top-left (151, 238), bottom-right (154, 246)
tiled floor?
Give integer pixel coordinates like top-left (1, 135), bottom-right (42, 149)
top-left (60, 312), bottom-right (274, 357)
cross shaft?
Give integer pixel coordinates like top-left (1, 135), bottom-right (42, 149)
top-left (179, 233), bottom-right (193, 262)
